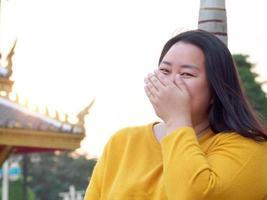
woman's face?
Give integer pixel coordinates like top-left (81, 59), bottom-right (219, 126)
top-left (158, 41), bottom-right (212, 125)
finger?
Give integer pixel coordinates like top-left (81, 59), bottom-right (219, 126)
top-left (144, 85), bottom-right (156, 102)
top-left (149, 75), bottom-right (164, 91)
top-left (147, 73), bottom-right (154, 79)
top-left (153, 70), bottom-right (167, 86)
top-left (144, 77), bottom-right (157, 96)
top-left (146, 73), bottom-right (157, 87)
top-left (144, 85), bottom-right (152, 96)
top-left (144, 77), bottom-right (149, 84)
top-left (155, 70), bottom-right (175, 87)
top-left (174, 74), bottom-right (189, 93)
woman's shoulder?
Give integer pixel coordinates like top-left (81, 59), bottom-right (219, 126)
top-left (99, 123), bottom-right (156, 156)
top-left (209, 130), bottom-right (267, 154)
top-left (213, 130), bottom-right (266, 142)
top-left (107, 122), bottom-right (155, 145)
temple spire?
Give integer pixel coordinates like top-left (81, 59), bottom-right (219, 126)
top-left (76, 98), bottom-right (95, 126)
top-left (0, 0), bottom-right (16, 96)
top-left (198, 0), bottom-right (228, 46)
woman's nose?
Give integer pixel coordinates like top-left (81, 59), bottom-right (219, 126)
top-left (168, 73), bottom-right (177, 83)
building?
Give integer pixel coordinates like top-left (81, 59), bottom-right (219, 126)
top-left (0, 1), bottom-right (93, 166)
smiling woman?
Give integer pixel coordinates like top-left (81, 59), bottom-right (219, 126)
top-left (4, 0), bottom-right (267, 160)
top-left (153, 41), bottom-right (211, 136)
top-left (84, 30), bottom-right (267, 200)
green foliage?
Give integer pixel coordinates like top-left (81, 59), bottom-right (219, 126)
top-left (233, 54), bottom-right (267, 120)
top-left (0, 179), bottom-right (36, 200)
top-left (26, 152), bottom-right (97, 200)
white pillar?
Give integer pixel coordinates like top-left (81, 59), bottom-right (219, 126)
top-left (2, 161), bottom-right (9, 200)
top-left (198, 0), bottom-right (228, 46)
top-left (69, 185), bottom-right (75, 200)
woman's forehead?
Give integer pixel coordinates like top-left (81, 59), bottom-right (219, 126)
top-left (161, 42), bottom-right (205, 70)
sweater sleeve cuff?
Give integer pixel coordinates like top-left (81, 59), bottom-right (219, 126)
top-left (160, 126), bottom-right (196, 145)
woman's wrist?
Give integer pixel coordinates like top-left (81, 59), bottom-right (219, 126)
top-left (165, 117), bottom-right (192, 135)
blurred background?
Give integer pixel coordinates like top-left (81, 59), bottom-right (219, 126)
top-left (0, 0), bottom-right (267, 199)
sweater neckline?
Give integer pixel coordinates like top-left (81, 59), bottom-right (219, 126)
top-left (146, 122), bottom-right (161, 151)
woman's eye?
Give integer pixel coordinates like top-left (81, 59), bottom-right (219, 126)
top-left (159, 69), bottom-right (169, 74)
top-left (180, 73), bottom-right (193, 78)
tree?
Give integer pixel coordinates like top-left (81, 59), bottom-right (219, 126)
top-left (26, 152), bottom-right (96, 200)
top-left (233, 54), bottom-right (267, 121)
top-left (0, 179), bottom-right (36, 200)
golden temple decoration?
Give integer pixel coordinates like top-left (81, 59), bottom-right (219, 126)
top-left (76, 98), bottom-right (95, 126)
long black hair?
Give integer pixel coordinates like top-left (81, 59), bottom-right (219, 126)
top-left (159, 30), bottom-right (267, 140)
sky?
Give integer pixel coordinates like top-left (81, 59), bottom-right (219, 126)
top-left (1, 0), bottom-right (267, 157)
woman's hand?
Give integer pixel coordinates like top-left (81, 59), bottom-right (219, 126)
top-left (144, 71), bottom-right (192, 133)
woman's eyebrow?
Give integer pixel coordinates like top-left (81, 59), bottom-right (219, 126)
top-left (181, 64), bottom-right (199, 71)
top-left (161, 60), bottom-right (172, 66)
top-left (162, 60), bottom-right (199, 71)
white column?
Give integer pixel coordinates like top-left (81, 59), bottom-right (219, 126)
top-left (2, 160), bottom-right (9, 200)
top-left (198, 0), bottom-right (228, 46)
top-left (69, 185), bottom-right (75, 200)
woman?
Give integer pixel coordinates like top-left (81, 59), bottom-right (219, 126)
top-left (84, 30), bottom-right (267, 200)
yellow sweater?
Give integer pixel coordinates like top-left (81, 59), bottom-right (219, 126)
top-left (84, 123), bottom-right (267, 200)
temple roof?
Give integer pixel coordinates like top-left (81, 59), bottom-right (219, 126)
top-left (0, 94), bottom-right (93, 165)
top-left (0, 96), bottom-right (84, 134)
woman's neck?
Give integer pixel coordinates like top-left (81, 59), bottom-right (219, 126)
top-left (194, 118), bottom-right (210, 137)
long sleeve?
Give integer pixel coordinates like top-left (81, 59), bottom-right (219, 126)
top-left (83, 124), bottom-right (267, 199)
top-left (84, 147), bottom-right (107, 200)
top-left (160, 127), bottom-right (266, 200)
